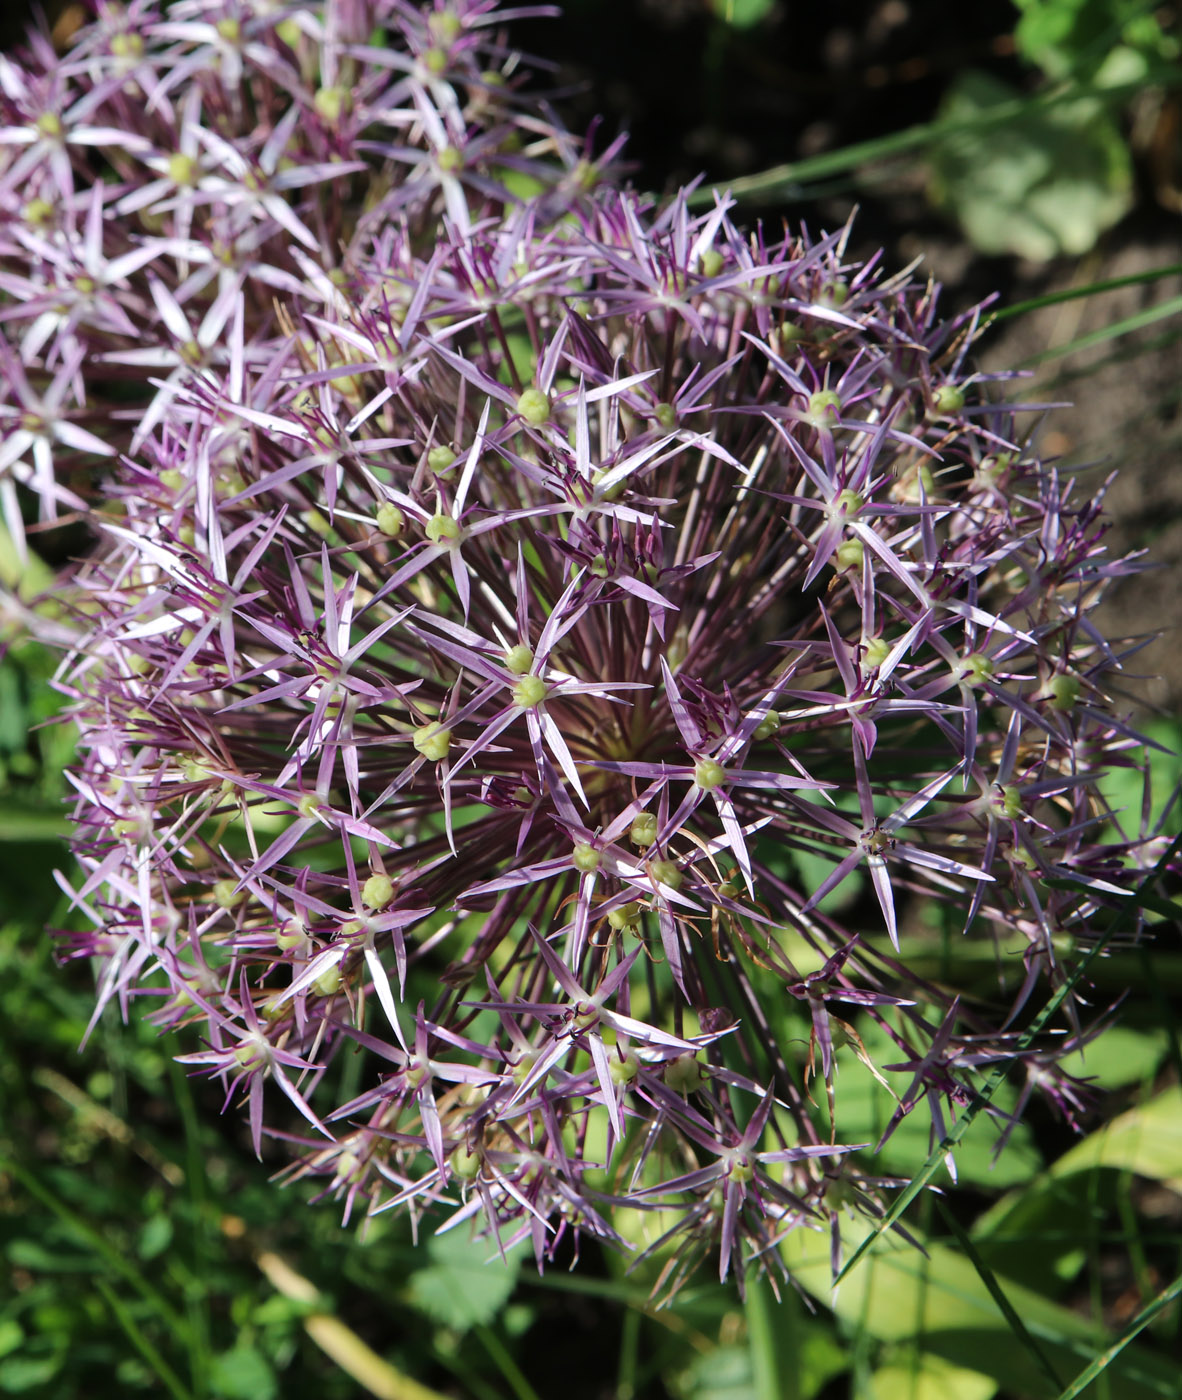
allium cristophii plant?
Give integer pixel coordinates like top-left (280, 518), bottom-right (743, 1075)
top-left (3, 0), bottom-right (1174, 1291)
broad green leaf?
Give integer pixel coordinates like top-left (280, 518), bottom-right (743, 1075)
top-left (1013, 0), bottom-right (1176, 82)
top-left (0, 521), bottom-right (55, 600)
top-left (831, 1019), bottom-right (1042, 1189)
top-left (1050, 1086), bottom-right (1182, 1180)
top-left (1097, 718), bottom-right (1182, 845)
top-left (675, 1344), bottom-right (754, 1400)
top-left (972, 1171), bottom-right (1099, 1293)
top-left (835, 832), bottom-right (1182, 1286)
top-left (1057, 1025), bottom-right (1167, 1089)
top-left (782, 1218), bottom-right (1179, 1399)
top-left (209, 1345), bottom-right (277, 1400)
top-left (0, 1355), bottom-right (64, 1392)
top-left (929, 70), bottom-right (1133, 259)
top-left (407, 1231), bottom-right (521, 1332)
top-left (870, 1353), bottom-right (997, 1400)
top-left (673, 1325), bottom-right (846, 1400)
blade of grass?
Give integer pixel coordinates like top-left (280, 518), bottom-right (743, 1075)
top-left (30, 1062), bottom-right (212, 1395)
top-left (935, 1197), bottom-right (1066, 1392)
top-left (256, 1250), bottom-right (453, 1400)
top-left (835, 831), bottom-right (1182, 1286)
top-left (169, 1055), bottom-right (214, 1400)
top-left (991, 264), bottom-right (1182, 324)
top-left (94, 1278), bottom-right (195, 1400)
top-left (745, 1274), bottom-right (784, 1400)
top-left (474, 1323), bottom-right (542, 1400)
top-left (1054, 1270), bottom-right (1182, 1400)
top-left (617, 1305), bottom-right (641, 1400)
top-left (1016, 295), bottom-right (1182, 367)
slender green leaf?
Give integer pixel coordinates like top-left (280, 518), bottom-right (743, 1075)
top-left (783, 1220), bottom-right (1179, 1399)
top-left (992, 263), bottom-right (1182, 323)
top-left (935, 1198), bottom-right (1066, 1392)
top-left (1017, 293), bottom-right (1182, 366)
top-left (0, 1154), bottom-right (193, 1343)
top-left (688, 76), bottom-right (1179, 206)
top-left (94, 1279), bottom-right (194, 1400)
top-left (1053, 1271), bottom-right (1182, 1400)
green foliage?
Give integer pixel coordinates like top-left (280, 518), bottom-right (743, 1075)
top-left (709, 0), bottom-right (775, 29)
top-left (929, 70), bottom-right (1134, 259)
top-left (406, 1232), bottom-right (522, 1332)
top-left (1013, 0), bottom-right (1178, 82)
top-left (930, 0), bottom-right (1179, 257)
top-left (4, 7), bottom-right (1182, 1391)
top-left (208, 1346), bottom-right (277, 1400)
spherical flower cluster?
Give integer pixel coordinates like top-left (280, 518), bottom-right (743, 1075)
top-left (2, 0), bottom-right (1171, 1288)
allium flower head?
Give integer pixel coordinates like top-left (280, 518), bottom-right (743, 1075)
top-left (4, 0), bottom-right (1174, 1291)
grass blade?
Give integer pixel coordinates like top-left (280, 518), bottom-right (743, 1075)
top-left (991, 264), bottom-right (1182, 324)
top-left (935, 1197), bottom-right (1065, 1393)
top-left (688, 76), bottom-right (1181, 206)
top-left (0, 1152), bottom-right (193, 1343)
top-left (94, 1279), bottom-right (195, 1400)
top-left (1016, 295), bottom-right (1182, 367)
top-left (1054, 1270), bottom-right (1182, 1400)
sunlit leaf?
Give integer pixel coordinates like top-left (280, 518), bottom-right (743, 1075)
top-left (407, 1231), bottom-right (521, 1332)
top-left (1050, 1086), bottom-right (1182, 1181)
top-left (929, 70), bottom-right (1133, 259)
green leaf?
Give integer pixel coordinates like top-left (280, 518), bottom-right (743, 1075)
top-left (1017, 291), bottom-right (1182, 365)
top-left (835, 830), bottom-right (1182, 1287)
top-left (209, 1345), bottom-right (277, 1400)
top-left (870, 1353), bottom-right (997, 1400)
top-left (6, 1237), bottom-right (97, 1273)
top-left (0, 1320), bottom-right (25, 1360)
top-left (782, 1220), bottom-right (1179, 1399)
top-left (1013, 0), bottom-right (1176, 82)
top-left (137, 1213), bottom-right (174, 1261)
top-left (0, 808), bottom-right (69, 841)
top-left (831, 1019), bottom-right (1042, 1189)
top-left (992, 260), bottom-right (1182, 323)
top-left (1050, 1086), bottom-right (1182, 1180)
top-left (710, 0), bottom-right (775, 27)
top-left (676, 1344), bottom-right (754, 1400)
top-left (1057, 1025), bottom-right (1167, 1089)
top-left (0, 1355), bottom-right (64, 1392)
top-left (0, 521), bottom-right (55, 599)
top-left (1053, 1270), bottom-right (1182, 1400)
top-left (1097, 718), bottom-right (1182, 843)
top-left (407, 1232), bottom-right (521, 1332)
top-left (929, 69), bottom-right (1133, 259)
